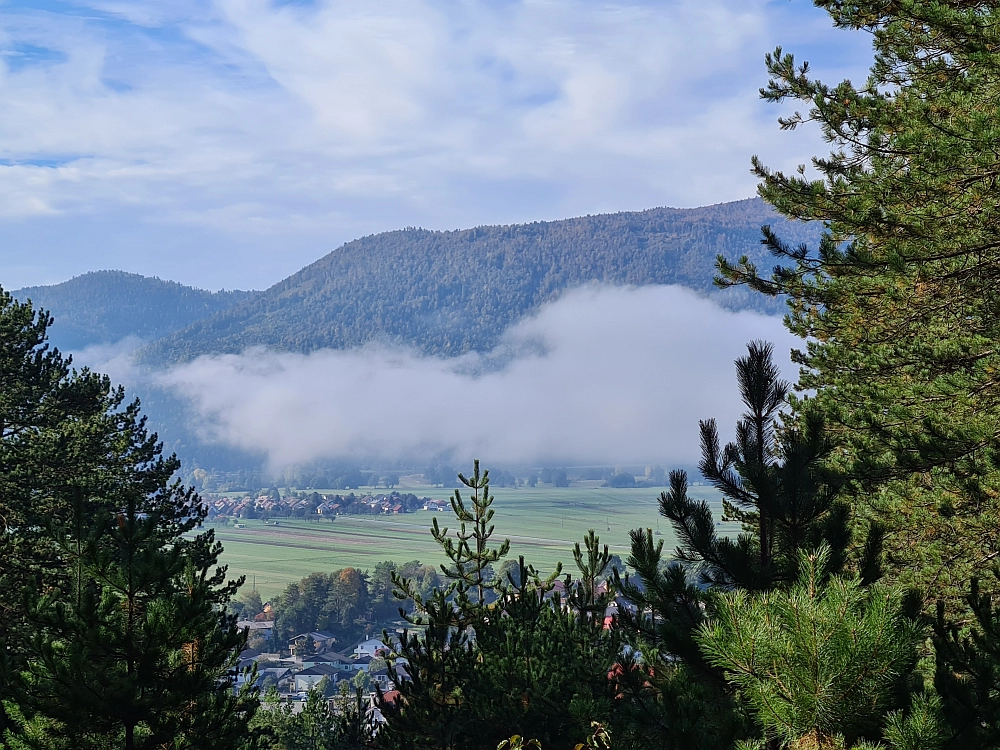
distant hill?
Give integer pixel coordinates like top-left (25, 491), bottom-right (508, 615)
top-left (142, 198), bottom-right (819, 364)
top-left (12, 271), bottom-right (257, 352)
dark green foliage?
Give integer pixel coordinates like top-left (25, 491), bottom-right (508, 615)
top-left (429, 461), bottom-right (511, 609)
top-left (0, 285), bottom-right (164, 736)
top-left (369, 561), bottom-right (440, 620)
top-left (141, 199), bottom-right (819, 364)
top-left (273, 569), bottom-right (371, 644)
top-left (0, 284), bottom-right (255, 748)
top-left (612, 342), bottom-right (896, 748)
top-left (15, 489), bottom-right (255, 750)
top-left (932, 571), bottom-right (1000, 749)
top-left (378, 463), bottom-right (623, 750)
top-left (251, 687), bottom-right (374, 750)
top-left (659, 342), bottom-right (853, 592)
top-left (612, 527), bottom-right (749, 749)
top-left (13, 271), bottom-right (254, 352)
top-left (716, 0), bottom-right (1000, 605)
top-left (238, 589), bottom-right (265, 620)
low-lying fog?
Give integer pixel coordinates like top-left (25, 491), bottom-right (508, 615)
top-left (112, 284), bottom-right (797, 470)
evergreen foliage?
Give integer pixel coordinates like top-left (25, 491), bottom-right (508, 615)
top-left (14, 1), bottom-right (1000, 746)
top-left (12, 271), bottom-right (254, 352)
top-left (251, 686), bottom-right (374, 750)
top-left (0, 286), bottom-right (255, 747)
top-left (378, 462), bottom-right (622, 750)
top-left (662, 341), bottom-right (855, 591)
top-left (273, 569), bottom-right (371, 644)
top-left (717, 0), bottom-right (1000, 605)
top-left (610, 341), bottom-right (870, 748)
top-left (16, 489), bottom-right (254, 750)
top-left (141, 199), bottom-right (819, 364)
top-left (698, 547), bottom-right (923, 749)
top-left (931, 569), bottom-right (1000, 748)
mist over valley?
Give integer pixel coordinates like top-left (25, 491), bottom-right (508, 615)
top-left (15, 197), bottom-right (810, 485)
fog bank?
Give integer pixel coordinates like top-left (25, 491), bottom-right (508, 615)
top-left (157, 285), bottom-right (798, 469)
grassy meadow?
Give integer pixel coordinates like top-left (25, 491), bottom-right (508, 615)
top-left (212, 483), bottom-right (730, 600)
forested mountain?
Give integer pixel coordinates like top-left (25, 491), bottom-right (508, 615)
top-left (12, 271), bottom-right (257, 352)
top-left (142, 198), bottom-right (819, 363)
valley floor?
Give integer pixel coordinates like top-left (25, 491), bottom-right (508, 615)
top-left (211, 484), bottom-right (729, 600)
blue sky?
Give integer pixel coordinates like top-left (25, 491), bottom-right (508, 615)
top-left (0, 0), bottom-right (871, 291)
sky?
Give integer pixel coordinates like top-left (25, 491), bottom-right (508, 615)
top-left (0, 0), bottom-right (872, 292)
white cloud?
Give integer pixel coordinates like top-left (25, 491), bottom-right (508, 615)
top-left (157, 284), bottom-right (798, 468)
top-left (67, 335), bottom-right (148, 375)
top-left (0, 1), bottom-right (872, 290)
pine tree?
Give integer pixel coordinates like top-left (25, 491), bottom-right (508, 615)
top-left (716, 0), bottom-right (1000, 605)
top-left (378, 461), bottom-right (510, 749)
top-left (14, 469), bottom-right (256, 749)
top-left (613, 342), bottom-right (892, 747)
top-left (931, 568), bottom-right (1000, 748)
top-left (378, 463), bottom-right (623, 749)
top-left (615, 342), bottom-right (863, 666)
top-left (659, 341), bottom-right (860, 592)
top-left (0, 285), bottom-right (256, 747)
top-left (0, 288), bottom-right (149, 735)
top-left (698, 547), bottom-right (927, 750)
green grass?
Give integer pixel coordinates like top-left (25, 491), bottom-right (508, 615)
top-left (212, 484), bottom-right (730, 601)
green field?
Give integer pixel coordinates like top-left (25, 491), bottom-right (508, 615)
top-left (212, 484), bottom-right (729, 600)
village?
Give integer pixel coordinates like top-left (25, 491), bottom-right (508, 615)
top-left (204, 490), bottom-right (451, 521)
top-left (231, 575), bottom-right (628, 726)
top-left (232, 617), bottom-right (409, 721)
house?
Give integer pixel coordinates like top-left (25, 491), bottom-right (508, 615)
top-left (352, 637), bottom-right (389, 659)
top-left (369, 668), bottom-right (394, 692)
top-left (352, 655), bottom-right (373, 671)
top-left (238, 620), bottom-right (274, 639)
top-left (300, 651), bottom-right (357, 671)
top-left (370, 662), bottom-right (409, 694)
top-left (239, 666), bottom-right (291, 692)
top-left (291, 631), bottom-right (337, 654)
top-left (293, 664), bottom-right (342, 692)
top-left (262, 667), bottom-right (293, 686)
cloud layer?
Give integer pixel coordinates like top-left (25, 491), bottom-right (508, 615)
top-left (157, 285), bottom-right (798, 468)
top-left (0, 1), bottom-right (871, 290)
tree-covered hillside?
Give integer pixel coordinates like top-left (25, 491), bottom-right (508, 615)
top-left (13, 271), bottom-right (257, 352)
top-left (143, 198), bottom-right (818, 363)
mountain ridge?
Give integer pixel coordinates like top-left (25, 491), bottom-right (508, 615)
top-left (11, 271), bottom-right (257, 352)
top-left (140, 197), bottom-right (818, 364)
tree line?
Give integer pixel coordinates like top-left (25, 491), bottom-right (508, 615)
top-left (13, 270), bottom-right (253, 353)
top-left (140, 198), bottom-right (815, 366)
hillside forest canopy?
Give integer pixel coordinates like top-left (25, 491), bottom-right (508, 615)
top-left (6, 1), bottom-right (1000, 749)
top-left (138, 198), bottom-right (818, 365)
